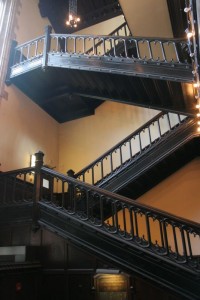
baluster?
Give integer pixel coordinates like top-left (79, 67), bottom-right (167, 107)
top-left (135, 40), bottom-right (141, 59)
top-left (92, 38), bottom-right (95, 55)
top-left (145, 213), bottom-right (152, 246)
top-left (160, 41), bottom-right (167, 62)
top-left (102, 38), bottom-right (106, 55)
top-left (186, 231), bottom-right (193, 259)
top-left (162, 220), bottom-right (169, 255)
top-left (110, 153), bottom-right (113, 173)
top-left (148, 126), bottom-right (152, 146)
top-left (147, 41), bottom-right (153, 60)
top-left (91, 167), bottom-right (94, 185)
top-left (101, 160), bottom-right (104, 180)
top-left (119, 146), bottom-right (123, 165)
top-left (56, 36), bottom-right (59, 52)
top-left (109, 39), bottom-right (112, 52)
top-left (33, 151), bottom-right (44, 230)
top-left (134, 210), bottom-right (139, 238)
top-left (129, 208), bottom-right (135, 238)
top-left (173, 42), bottom-right (180, 63)
top-left (113, 39), bottom-right (116, 57)
top-left (180, 227), bottom-right (188, 261)
top-left (167, 113), bottom-right (172, 130)
top-left (159, 219), bottom-right (165, 248)
top-left (172, 224), bottom-right (179, 257)
top-left (35, 40), bottom-right (39, 57)
top-left (138, 133), bottom-right (142, 153)
top-left (157, 118), bottom-right (162, 138)
top-left (82, 172), bottom-right (85, 182)
top-left (27, 44), bottom-right (30, 60)
top-left (123, 39), bottom-right (128, 57)
top-left (129, 139), bottom-right (133, 159)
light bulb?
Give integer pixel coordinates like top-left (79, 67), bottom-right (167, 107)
top-left (184, 7), bottom-right (191, 13)
top-left (196, 104), bottom-right (200, 109)
top-left (197, 113), bottom-right (200, 117)
top-left (193, 83), bottom-right (199, 88)
top-left (187, 32), bottom-right (193, 38)
top-left (197, 126), bottom-right (200, 132)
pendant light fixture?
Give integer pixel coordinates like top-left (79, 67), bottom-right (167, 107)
top-left (66, 0), bottom-right (80, 28)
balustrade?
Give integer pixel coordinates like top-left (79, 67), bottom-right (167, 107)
top-left (10, 29), bottom-right (191, 69)
top-left (0, 154), bottom-right (199, 273)
top-left (75, 112), bottom-right (188, 186)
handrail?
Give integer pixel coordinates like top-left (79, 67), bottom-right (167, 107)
top-left (10, 30), bottom-right (191, 69)
top-left (0, 162), bottom-right (200, 273)
top-left (74, 112), bottom-right (189, 186)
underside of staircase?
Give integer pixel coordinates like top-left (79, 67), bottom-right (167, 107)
top-left (2, 1), bottom-right (200, 299)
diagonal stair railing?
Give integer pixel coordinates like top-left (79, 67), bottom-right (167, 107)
top-left (0, 152), bottom-right (200, 275)
top-left (85, 21), bottom-right (131, 55)
top-left (7, 26), bottom-right (193, 82)
top-left (74, 112), bottom-right (189, 188)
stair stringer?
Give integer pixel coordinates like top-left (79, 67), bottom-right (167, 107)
top-left (38, 201), bottom-right (200, 300)
top-left (99, 118), bottom-right (197, 193)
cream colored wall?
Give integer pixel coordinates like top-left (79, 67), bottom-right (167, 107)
top-left (16, 0), bottom-right (49, 43)
top-left (76, 15), bottom-right (125, 35)
top-left (0, 0), bottom-right (59, 171)
top-left (119, 0), bottom-right (173, 38)
top-left (138, 157), bottom-right (200, 222)
top-left (58, 101), bottom-right (158, 174)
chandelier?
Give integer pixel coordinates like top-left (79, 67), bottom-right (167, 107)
top-left (66, 0), bottom-right (80, 28)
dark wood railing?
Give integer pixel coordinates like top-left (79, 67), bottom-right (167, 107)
top-left (74, 112), bottom-right (188, 186)
top-left (0, 152), bottom-right (199, 274)
top-left (9, 25), bottom-right (192, 74)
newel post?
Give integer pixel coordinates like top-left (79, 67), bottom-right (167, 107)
top-left (42, 25), bottom-right (52, 70)
top-left (32, 151), bottom-right (44, 231)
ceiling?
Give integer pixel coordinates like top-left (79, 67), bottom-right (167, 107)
top-left (38, 0), bottom-right (122, 33)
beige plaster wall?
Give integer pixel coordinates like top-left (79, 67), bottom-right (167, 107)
top-left (0, 0), bottom-right (59, 171)
top-left (119, 0), bottom-right (173, 38)
top-left (138, 157), bottom-right (200, 222)
top-left (76, 15), bottom-right (126, 36)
